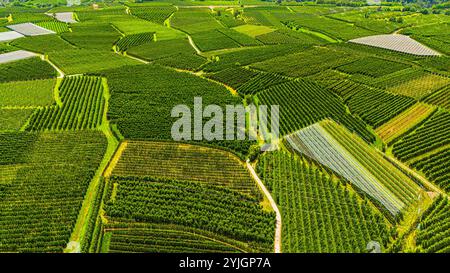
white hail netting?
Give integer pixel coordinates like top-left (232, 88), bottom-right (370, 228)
top-left (0, 50), bottom-right (38, 64)
top-left (7, 22), bottom-right (55, 36)
top-left (349, 34), bottom-right (441, 56)
top-left (285, 123), bottom-right (404, 215)
top-left (45, 12), bottom-right (77, 24)
top-left (0, 31), bottom-right (24, 42)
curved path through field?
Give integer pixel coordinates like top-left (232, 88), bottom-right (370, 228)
top-left (246, 161), bottom-right (282, 253)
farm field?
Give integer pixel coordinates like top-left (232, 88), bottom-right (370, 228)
top-left (257, 151), bottom-right (392, 252)
top-left (0, 131), bottom-right (107, 252)
top-left (111, 141), bottom-right (259, 197)
top-left (0, 78), bottom-right (55, 107)
top-left (0, 1), bottom-right (448, 255)
top-left (375, 103), bottom-right (435, 145)
top-left (285, 120), bottom-right (424, 218)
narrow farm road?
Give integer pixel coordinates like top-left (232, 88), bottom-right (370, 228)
top-left (187, 35), bottom-right (202, 55)
top-left (246, 161), bottom-right (282, 253)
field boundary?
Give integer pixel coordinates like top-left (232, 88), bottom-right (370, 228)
top-left (246, 161), bottom-right (282, 253)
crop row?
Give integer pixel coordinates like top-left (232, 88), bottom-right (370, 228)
top-left (0, 57), bottom-right (56, 83)
top-left (336, 57), bottom-right (410, 78)
top-left (286, 123), bottom-right (405, 216)
top-left (256, 79), bottom-right (375, 142)
top-left (416, 196), bottom-right (450, 253)
top-left (103, 177), bottom-right (275, 252)
top-left (115, 32), bottom-right (154, 52)
top-left (36, 20), bottom-right (69, 33)
top-left (257, 151), bottom-right (392, 252)
top-left (112, 141), bottom-right (259, 198)
top-left (422, 85), bottom-right (450, 110)
top-left (322, 121), bottom-right (421, 211)
top-left (26, 76), bottom-right (105, 131)
top-left (0, 131), bottom-right (107, 252)
top-left (131, 6), bottom-right (176, 25)
top-left (410, 148), bottom-right (450, 192)
top-left (392, 110), bottom-right (450, 161)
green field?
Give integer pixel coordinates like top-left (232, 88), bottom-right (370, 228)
top-left (0, 1), bottom-right (448, 254)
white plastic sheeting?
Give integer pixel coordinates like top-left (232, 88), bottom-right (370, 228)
top-left (0, 31), bottom-right (24, 42)
top-left (349, 34), bottom-right (440, 56)
top-left (0, 50), bottom-right (38, 64)
top-left (7, 23), bottom-right (56, 36)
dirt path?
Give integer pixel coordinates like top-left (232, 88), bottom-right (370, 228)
top-left (246, 161), bottom-right (282, 253)
top-left (187, 35), bottom-right (202, 55)
top-left (39, 54), bottom-right (65, 78)
top-left (64, 78), bottom-right (119, 252)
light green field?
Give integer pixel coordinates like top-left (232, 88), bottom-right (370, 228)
top-left (0, 108), bottom-right (34, 131)
top-left (0, 79), bottom-right (55, 107)
top-left (233, 24), bottom-right (275, 38)
top-left (112, 17), bottom-right (185, 40)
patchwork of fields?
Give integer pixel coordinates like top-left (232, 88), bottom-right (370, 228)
top-left (0, 1), bottom-right (449, 254)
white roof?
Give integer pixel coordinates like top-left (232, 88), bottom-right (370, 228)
top-left (349, 34), bottom-right (440, 56)
top-left (0, 50), bottom-right (38, 64)
top-left (7, 23), bottom-right (56, 36)
top-left (0, 31), bottom-right (24, 42)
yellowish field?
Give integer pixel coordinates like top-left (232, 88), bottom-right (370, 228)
top-left (376, 102), bottom-right (434, 144)
top-left (232, 24), bottom-right (275, 38)
top-left (387, 74), bottom-right (450, 99)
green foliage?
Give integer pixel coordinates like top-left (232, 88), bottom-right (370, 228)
top-left (0, 109), bottom-right (33, 131)
top-left (171, 8), bottom-right (223, 34)
top-left (35, 20), bottom-right (69, 33)
top-left (127, 38), bottom-right (195, 61)
top-left (326, 80), bottom-right (416, 128)
top-left (112, 141), bottom-right (259, 197)
top-left (154, 52), bottom-right (206, 71)
top-left (104, 177), bottom-right (275, 252)
top-left (422, 85), bottom-right (450, 110)
top-left (49, 49), bottom-right (140, 74)
top-left (416, 196), bottom-right (450, 252)
top-left (26, 76), bottom-right (105, 131)
top-left (257, 151), bottom-right (391, 252)
top-left (256, 79), bottom-right (375, 142)
top-left (191, 30), bottom-right (240, 51)
top-left (411, 148), bottom-right (450, 192)
top-left (202, 44), bottom-right (304, 72)
top-left (0, 131), bottom-right (107, 252)
top-left (115, 32), bottom-right (154, 52)
top-left (0, 79), bottom-right (55, 107)
top-left (284, 14), bottom-right (377, 41)
top-left (336, 57), bottom-right (410, 78)
top-left (61, 22), bottom-right (121, 50)
top-left (0, 57), bottom-right (56, 82)
top-left (256, 30), bottom-right (303, 45)
top-left (105, 64), bottom-right (240, 140)
top-left (251, 46), bottom-right (356, 77)
top-left (217, 28), bottom-right (262, 46)
top-left (11, 35), bottom-right (76, 53)
top-left (393, 109), bottom-right (450, 168)
top-left (131, 6), bottom-right (177, 25)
